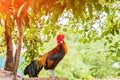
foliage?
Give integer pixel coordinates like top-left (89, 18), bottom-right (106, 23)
top-left (82, 52), bottom-right (115, 78)
top-left (0, 0), bottom-right (117, 58)
top-left (0, 27), bottom-right (5, 54)
top-left (100, 1), bottom-right (120, 64)
top-left (0, 0), bottom-right (111, 29)
top-left (22, 26), bottom-right (43, 64)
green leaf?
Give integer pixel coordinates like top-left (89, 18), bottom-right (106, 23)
top-left (109, 49), bottom-right (116, 53)
top-left (111, 56), bottom-right (118, 61)
top-left (109, 45), bottom-right (116, 49)
top-left (46, 36), bottom-right (51, 42)
top-left (94, 3), bottom-right (102, 11)
top-left (104, 42), bottom-right (107, 46)
top-left (63, 28), bottom-right (67, 32)
top-left (116, 51), bottom-right (120, 57)
top-left (116, 29), bottom-right (119, 34)
top-left (104, 5), bottom-right (110, 14)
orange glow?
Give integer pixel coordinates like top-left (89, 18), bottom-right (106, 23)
top-left (0, 0), bottom-right (28, 15)
top-left (0, 0), bottom-right (25, 9)
top-left (14, 0), bottom-right (24, 8)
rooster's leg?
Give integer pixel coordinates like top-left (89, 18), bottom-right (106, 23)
top-left (49, 70), bottom-right (58, 78)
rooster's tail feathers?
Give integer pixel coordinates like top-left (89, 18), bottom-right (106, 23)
top-left (24, 60), bottom-right (43, 77)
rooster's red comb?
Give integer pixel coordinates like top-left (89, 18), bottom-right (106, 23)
top-left (56, 34), bottom-right (65, 41)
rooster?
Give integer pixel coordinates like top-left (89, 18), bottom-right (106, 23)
top-left (24, 34), bottom-right (67, 78)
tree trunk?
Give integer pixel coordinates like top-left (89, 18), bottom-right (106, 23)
top-left (4, 20), bottom-right (13, 71)
top-left (13, 18), bottom-right (23, 80)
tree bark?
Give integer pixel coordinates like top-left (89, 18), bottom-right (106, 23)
top-left (4, 20), bottom-right (13, 71)
top-left (13, 18), bottom-right (23, 80)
